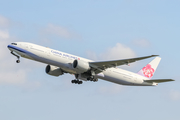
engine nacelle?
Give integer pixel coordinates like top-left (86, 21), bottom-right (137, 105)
top-left (73, 60), bottom-right (90, 73)
top-left (45, 65), bottom-right (63, 77)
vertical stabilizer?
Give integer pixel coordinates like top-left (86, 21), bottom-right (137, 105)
top-left (138, 57), bottom-right (161, 79)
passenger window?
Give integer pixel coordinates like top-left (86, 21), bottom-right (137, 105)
top-left (11, 43), bottom-right (17, 45)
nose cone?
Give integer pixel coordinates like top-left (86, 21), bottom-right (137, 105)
top-left (7, 45), bottom-right (10, 49)
top-left (7, 45), bottom-right (12, 51)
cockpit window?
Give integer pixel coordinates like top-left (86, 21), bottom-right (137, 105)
top-left (11, 43), bottom-right (17, 45)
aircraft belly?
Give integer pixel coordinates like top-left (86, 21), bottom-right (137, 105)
top-left (100, 70), bottom-right (133, 85)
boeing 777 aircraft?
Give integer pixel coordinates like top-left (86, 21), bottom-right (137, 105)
top-left (7, 42), bottom-right (174, 86)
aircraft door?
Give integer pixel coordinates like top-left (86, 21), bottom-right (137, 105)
top-left (134, 77), bottom-right (137, 82)
top-left (45, 49), bottom-right (51, 56)
top-left (29, 45), bottom-right (32, 49)
top-left (24, 44), bottom-right (29, 50)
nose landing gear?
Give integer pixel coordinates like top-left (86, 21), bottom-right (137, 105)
top-left (11, 52), bottom-right (20, 63)
top-left (16, 60), bottom-right (20, 63)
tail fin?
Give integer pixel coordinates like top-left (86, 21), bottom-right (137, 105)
top-left (138, 57), bottom-right (161, 79)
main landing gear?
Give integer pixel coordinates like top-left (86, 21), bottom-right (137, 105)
top-left (71, 80), bottom-right (83, 84)
top-left (87, 76), bottom-right (98, 82)
top-left (71, 74), bottom-right (98, 85)
top-left (71, 74), bottom-right (83, 85)
top-left (11, 52), bottom-right (20, 63)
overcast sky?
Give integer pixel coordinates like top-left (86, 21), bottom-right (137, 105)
top-left (0, 0), bottom-right (180, 120)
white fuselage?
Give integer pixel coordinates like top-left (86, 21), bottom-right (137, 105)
top-left (7, 42), bottom-right (156, 86)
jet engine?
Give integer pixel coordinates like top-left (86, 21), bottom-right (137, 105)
top-left (73, 60), bottom-right (90, 73)
top-left (45, 65), bottom-right (63, 77)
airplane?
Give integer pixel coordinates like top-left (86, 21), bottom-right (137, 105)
top-left (7, 42), bottom-right (174, 86)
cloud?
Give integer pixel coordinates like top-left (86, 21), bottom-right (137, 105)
top-left (168, 90), bottom-right (180, 101)
top-left (132, 39), bottom-right (151, 48)
top-left (42, 23), bottom-right (79, 39)
top-left (87, 43), bottom-right (136, 95)
top-left (86, 51), bottom-right (98, 61)
top-left (100, 43), bottom-right (136, 60)
top-left (0, 31), bottom-right (9, 56)
top-left (0, 36), bottom-right (26, 85)
top-left (0, 37), bottom-right (42, 88)
top-left (0, 15), bottom-right (10, 28)
top-left (0, 18), bottom-right (42, 88)
top-left (0, 30), bottom-right (9, 39)
top-left (87, 43), bottom-right (136, 61)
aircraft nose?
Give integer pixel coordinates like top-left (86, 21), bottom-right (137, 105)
top-left (7, 45), bottom-right (12, 51)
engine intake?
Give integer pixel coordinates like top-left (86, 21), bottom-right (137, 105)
top-left (73, 60), bottom-right (90, 73)
top-left (45, 65), bottom-right (63, 77)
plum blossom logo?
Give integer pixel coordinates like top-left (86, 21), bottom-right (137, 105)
top-left (142, 64), bottom-right (154, 78)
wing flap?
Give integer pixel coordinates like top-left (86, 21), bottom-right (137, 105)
top-left (144, 79), bottom-right (175, 83)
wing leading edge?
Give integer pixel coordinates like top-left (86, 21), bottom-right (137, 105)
top-left (89, 55), bottom-right (159, 74)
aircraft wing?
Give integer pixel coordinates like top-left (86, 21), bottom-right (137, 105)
top-left (89, 55), bottom-right (158, 74)
top-left (144, 79), bottom-right (175, 83)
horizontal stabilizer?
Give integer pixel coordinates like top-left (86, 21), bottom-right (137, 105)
top-left (144, 79), bottom-right (175, 83)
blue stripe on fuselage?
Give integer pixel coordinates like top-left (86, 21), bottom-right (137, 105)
top-left (7, 45), bottom-right (65, 67)
top-left (7, 45), bottom-right (26, 53)
top-left (7, 45), bottom-right (37, 57)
